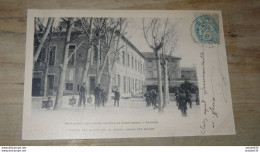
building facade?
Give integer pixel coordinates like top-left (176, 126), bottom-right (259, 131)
top-left (142, 52), bottom-right (181, 92)
top-left (111, 36), bottom-right (146, 98)
top-left (32, 32), bottom-right (145, 98)
top-left (181, 67), bottom-right (197, 81)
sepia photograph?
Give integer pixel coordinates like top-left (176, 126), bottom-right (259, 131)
top-left (23, 10), bottom-right (235, 140)
top-left (31, 16), bottom-right (200, 117)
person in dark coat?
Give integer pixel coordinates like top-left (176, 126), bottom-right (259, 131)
top-left (94, 84), bottom-right (101, 107)
top-left (100, 89), bottom-right (107, 107)
top-left (151, 90), bottom-right (158, 109)
top-left (175, 90), bottom-right (180, 107)
top-left (112, 88), bottom-right (120, 107)
top-left (144, 91), bottom-right (151, 107)
top-left (79, 83), bottom-right (87, 107)
top-left (185, 90), bottom-right (192, 109)
top-left (149, 90), bottom-right (153, 106)
top-left (179, 90), bottom-right (187, 117)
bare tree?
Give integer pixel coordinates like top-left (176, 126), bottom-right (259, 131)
top-left (54, 18), bottom-right (87, 109)
top-left (93, 18), bottom-right (126, 86)
top-left (143, 18), bottom-right (168, 112)
top-left (43, 25), bottom-right (55, 97)
top-left (161, 23), bottom-right (179, 108)
top-left (80, 18), bottom-right (94, 88)
top-left (106, 18), bottom-right (127, 102)
top-left (92, 18), bottom-right (109, 85)
top-left (33, 17), bottom-right (54, 64)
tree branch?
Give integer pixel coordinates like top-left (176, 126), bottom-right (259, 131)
top-left (142, 18), bottom-right (154, 50)
top-left (68, 41), bottom-right (87, 60)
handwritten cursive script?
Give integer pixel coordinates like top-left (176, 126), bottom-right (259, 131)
top-left (209, 97), bottom-right (218, 118)
top-left (200, 50), bottom-right (208, 95)
top-left (200, 118), bottom-right (208, 134)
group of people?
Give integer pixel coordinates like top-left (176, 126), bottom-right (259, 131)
top-left (143, 88), bottom-right (200, 116)
top-left (78, 83), bottom-right (120, 108)
top-left (175, 89), bottom-right (199, 117)
top-left (94, 84), bottom-right (107, 107)
top-left (78, 83), bottom-right (199, 115)
top-left (144, 89), bottom-right (158, 109)
top-left (78, 83), bottom-right (106, 108)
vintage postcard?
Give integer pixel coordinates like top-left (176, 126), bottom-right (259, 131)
top-left (23, 10), bottom-right (235, 140)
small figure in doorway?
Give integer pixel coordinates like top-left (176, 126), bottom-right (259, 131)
top-left (94, 84), bottom-right (102, 107)
top-left (112, 88), bottom-right (120, 107)
top-left (79, 83), bottom-right (87, 107)
top-left (179, 90), bottom-right (187, 117)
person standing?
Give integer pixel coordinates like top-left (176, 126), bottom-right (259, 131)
top-left (186, 90), bottom-right (192, 109)
top-left (179, 90), bottom-right (187, 117)
top-left (94, 84), bottom-right (101, 107)
top-left (79, 83), bottom-right (87, 107)
top-left (112, 88), bottom-right (120, 107)
top-left (152, 90), bottom-right (158, 109)
top-left (100, 88), bottom-right (107, 107)
top-left (144, 91), bottom-right (151, 107)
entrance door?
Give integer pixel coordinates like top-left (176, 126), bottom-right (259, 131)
top-left (89, 76), bottom-right (95, 94)
top-left (47, 75), bottom-right (54, 95)
top-left (32, 78), bottom-right (41, 96)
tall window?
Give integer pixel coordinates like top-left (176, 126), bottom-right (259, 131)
top-left (127, 54), bottom-right (130, 66)
top-left (49, 46), bottom-right (56, 66)
top-left (123, 76), bottom-right (126, 93)
top-left (135, 59), bottom-right (137, 70)
top-left (68, 45), bottom-right (76, 66)
top-left (148, 61), bottom-right (153, 68)
top-left (132, 57), bottom-right (134, 68)
top-left (122, 51), bottom-right (125, 66)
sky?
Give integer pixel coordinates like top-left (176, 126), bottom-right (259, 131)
top-left (39, 17), bottom-right (198, 67)
top-left (124, 17), bottom-right (198, 68)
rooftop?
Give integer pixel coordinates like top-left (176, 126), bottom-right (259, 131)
top-left (142, 52), bottom-right (181, 60)
top-left (121, 36), bottom-right (145, 59)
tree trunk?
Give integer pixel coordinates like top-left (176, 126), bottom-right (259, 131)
top-left (155, 51), bottom-right (163, 112)
top-left (163, 60), bottom-right (170, 108)
top-left (54, 20), bottom-right (73, 110)
top-left (81, 18), bottom-right (93, 91)
top-left (107, 54), bottom-right (113, 102)
top-left (81, 47), bottom-right (91, 84)
top-left (107, 74), bottom-right (113, 103)
top-left (34, 17), bottom-right (54, 64)
top-left (96, 38), bottom-right (101, 85)
top-left (44, 52), bottom-right (50, 97)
